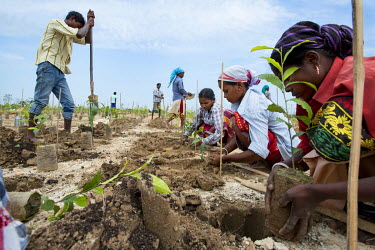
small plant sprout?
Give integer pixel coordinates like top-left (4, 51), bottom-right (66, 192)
top-left (250, 40), bottom-right (317, 168)
top-left (40, 155), bottom-right (171, 221)
top-left (28, 113), bottom-right (50, 136)
top-left (87, 101), bottom-right (98, 132)
top-left (191, 126), bottom-right (208, 159)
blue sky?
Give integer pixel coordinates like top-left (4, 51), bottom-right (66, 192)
top-left (0, 0), bottom-right (374, 112)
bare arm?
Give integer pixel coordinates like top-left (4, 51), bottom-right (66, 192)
top-left (222, 149), bottom-right (263, 164)
top-left (77, 10), bottom-right (95, 42)
top-left (223, 136), bottom-right (238, 153)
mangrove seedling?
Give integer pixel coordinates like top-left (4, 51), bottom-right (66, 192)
top-left (40, 155), bottom-right (171, 221)
top-left (251, 40), bottom-right (317, 168)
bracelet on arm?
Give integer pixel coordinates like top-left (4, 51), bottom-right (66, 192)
top-left (222, 148), bottom-right (229, 155)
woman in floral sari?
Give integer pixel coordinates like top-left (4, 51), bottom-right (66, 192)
top-left (265, 21), bottom-right (375, 241)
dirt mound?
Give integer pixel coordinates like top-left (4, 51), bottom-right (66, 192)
top-left (0, 126), bottom-right (36, 168)
top-left (148, 118), bottom-right (166, 129)
top-left (27, 163), bottom-right (224, 249)
top-left (27, 131), bottom-right (261, 249)
top-left (4, 174), bottom-right (45, 192)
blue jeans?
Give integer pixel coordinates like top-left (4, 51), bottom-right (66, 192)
top-left (29, 62), bottom-right (75, 120)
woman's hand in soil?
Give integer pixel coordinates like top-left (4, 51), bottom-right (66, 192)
top-left (278, 184), bottom-right (321, 241)
top-left (208, 154), bottom-right (220, 167)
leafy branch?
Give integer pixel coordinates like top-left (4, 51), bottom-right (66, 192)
top-left (251, 40), bottom-right (317, 168)
top-left (40, 156), bottom-right (171, 221)
top-left (28, 113), bottom-right (49, 135)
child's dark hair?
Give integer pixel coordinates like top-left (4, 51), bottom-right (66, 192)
top-left (114, 92), bottom-right (116, 95)
top-left (66, 11), bottom-right (85, 26)
top-left (270, 21), bottom-right (353, 68)
top-left (199, 88), bottom-right (215, 100)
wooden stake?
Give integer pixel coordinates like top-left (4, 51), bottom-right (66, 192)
top-left (195, 80), bottom-right (198, 152)
top-left (348, 1), bottom-right (364, 249)
top-left (56, 88), bottom-right (62, 150)
top-left (120, 93), bottom-right (122, 110)
top-left (21, 88), bottom-right (24, 107)
top-left (51, 94), bottom-right (54, 127)
top-left (219, 62), bottom-right (224, 177)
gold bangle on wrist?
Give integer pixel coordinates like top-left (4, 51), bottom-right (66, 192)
top-left (222, 148), bottom-right (229, 155)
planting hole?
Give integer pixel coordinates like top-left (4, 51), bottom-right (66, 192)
top-left (220, 207), bottom-right (267, 241)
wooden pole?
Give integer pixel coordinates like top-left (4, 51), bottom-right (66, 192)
top-left (347, 1), bottom-right (364, 249)
top-left (21, 88), bottom-right (24, 107)
top-left (56, 88), bottom-right (62, 151)
top-left (219, 62), bottom-right (224, 177)
top-left (51, 94), bottom-right (54, 127)
top-left (120, 93), bottom-right (122, 110)
top-left (195, 80), bottom-right (199, 152)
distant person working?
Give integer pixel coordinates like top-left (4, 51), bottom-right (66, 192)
top-left (165, 67), bottom-right (192, 128)
top-left (111, 92), bottom-right (117, 109)
top-left (262, 85), bottom-right (272, 101)
top-left (152, 83), bottom-right (164, 119)
top-left (28, 10), bottom-right (95, 142)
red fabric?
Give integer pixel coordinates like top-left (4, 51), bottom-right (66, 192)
top-left (179, 99), bottom-right (184, 119)
top-left (296, 56), bottom-right (375, 152)
top-left (233, 112), bottom-right (282, 163)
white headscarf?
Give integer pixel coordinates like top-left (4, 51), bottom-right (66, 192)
top-left (218, 65), bottom-right (260, 87)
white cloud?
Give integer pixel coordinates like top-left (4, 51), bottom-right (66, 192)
top-left (0, 52), bottom-right (25, 61)
top-left (0, 0), bottom-right (294, 53)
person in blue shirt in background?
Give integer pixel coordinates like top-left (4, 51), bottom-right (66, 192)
top-left (165, 67), bottom-right (192, 128)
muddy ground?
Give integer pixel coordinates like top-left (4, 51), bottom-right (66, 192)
top-left (1, 114), bottom-right (374, 249)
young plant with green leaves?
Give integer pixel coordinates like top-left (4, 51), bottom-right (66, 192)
top-left (191, 126), bottom-right (208, 159)
top-left (250, 40), bottom-right (317, 168)
top-left (28, 113), bottom-right (50, 136)
top-left (87, 102), bottom-right (99, 132)
top-left (40, 156), bottom-right (171, 221)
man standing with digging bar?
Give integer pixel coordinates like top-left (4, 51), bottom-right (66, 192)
top-left (152, 83), bottom-right (164, 119)
top-left (28, 10), bottom-right (95, 142)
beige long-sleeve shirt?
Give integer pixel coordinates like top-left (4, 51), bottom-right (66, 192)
top-left (35, 19), bottom-right (85, 74)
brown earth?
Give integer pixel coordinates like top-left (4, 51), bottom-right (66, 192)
top-left (1, 114), bottom-right (375, 249)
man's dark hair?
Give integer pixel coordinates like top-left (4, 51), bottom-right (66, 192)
top-left (157, 83), bottom-right (161, 86)
top-left (114, 92), bottom-right (117, 95)
top-left (66, 11), bottom-right (85, 26)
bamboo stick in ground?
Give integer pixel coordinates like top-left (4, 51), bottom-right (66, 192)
top-left (348, 1), bottom-right (365, 249)
top-left (51, 94), bottom-right (54, 127)
top-left (195, 80), bottom-right (198, 152)
top-left (56, 88), bottom-right (62, 150)
top-left (219, 62), bottom-right (224, 177)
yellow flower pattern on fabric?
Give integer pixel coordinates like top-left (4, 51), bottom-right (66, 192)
top-left (324, 103), bottom-right (337, 116)
top-left (307, 97), bottom-right (375, 162)
top-left (311, 109), bottom-right (323, 126)
top-left (362, 139), bottom-right (375, 150)
top-left (325, 115), bottom-right (352, 137)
